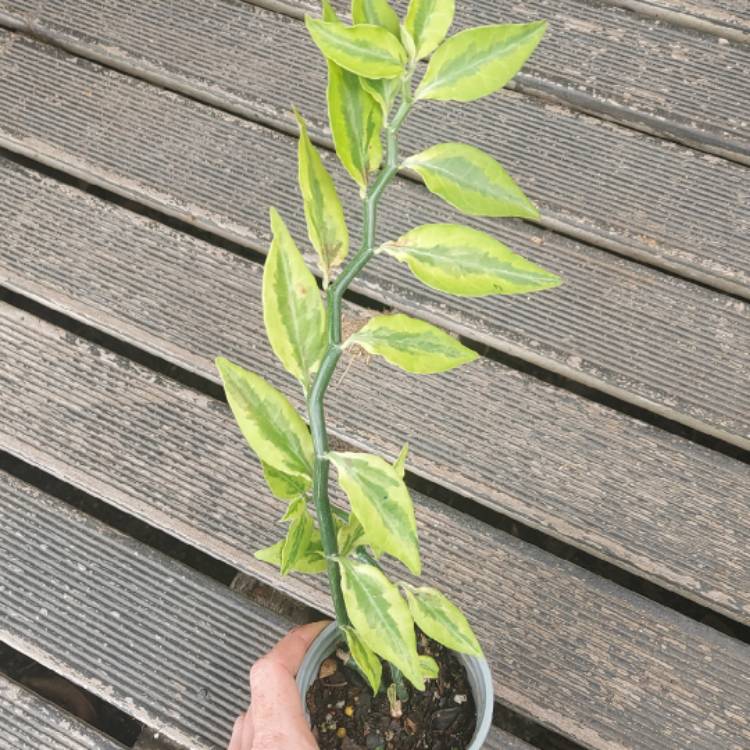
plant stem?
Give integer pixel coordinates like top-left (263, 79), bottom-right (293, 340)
top-left (306, 92), bottom-right (413, 629)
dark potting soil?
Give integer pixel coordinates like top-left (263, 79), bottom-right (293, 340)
top-left (306, 633), bottom-right (476, 750)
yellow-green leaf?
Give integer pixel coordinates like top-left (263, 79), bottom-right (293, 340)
top-left (343, 626), bottom-right (383, 693)
top-left (381, 223), bottom-right (562, 297)
top-left (347, 312), bottom-right (477, 373)
top-left (306, 16), bottom-right (407, 79)
top-left (360, 77), bottom-right (400, 121)
top-left (404, 142), bottom-right (539, 219)
top-left (419, 654), bottom-right (440, 679)
top-left (262, 209), bottom-right (326, 390)
top-left (337, 513), bottom-right (366, 556)
top-left (262, 462), bottom-right (310, 501)
top-left (255, 540), bottom-right (284, 567)
top-left (403, 585), bottom-right (482, 656)
top-left (352, 0), bottom-right (400, 37)
top-left (339, 558), bottom-right (424, 689)
top-left (281, 500), bottom-right (315, 575)
top-left (294, 110), bottom-right (350, 281)
top-left (328, 59), bottom-right (383, 191)
top-left (393, 442), bottom-right (409, 479)
top-left (416, 21), bottom-right (547, 101)
top-left (330, 452), bottom-right (421, 575)
top-left (321, 0), bottom-right (338, 22)
top-left (405, 0), bottom-right (454, 60)
top-left (215, 357), bottom-right (314, 478)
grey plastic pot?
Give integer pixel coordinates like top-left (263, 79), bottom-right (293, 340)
top-left (297, 621), bottom-right (494, 749)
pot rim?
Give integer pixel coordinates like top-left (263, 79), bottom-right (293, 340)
top-left (296, 621), bottom-right (494, 749)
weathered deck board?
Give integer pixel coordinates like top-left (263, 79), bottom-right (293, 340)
top-left (0, 474), bottom-right (530, 750)
top-left (0, 307), bottom-right (750, 750)
top-left (279, 0), bottom-right (750, 162)
top-left (2, 157), bottom-right (749, 622)
top-left (612, 0), bottom-right (750, 34)
top-left (0, 473), bottom-right (290, 749)
top-left (3, 312), bottom-right (750, 750)
top-left (0, 674), bottom-right (126, 750)
top-left (0, 19), bottom-right (747, 300)
top-left (0, 38), bottom-right (748, 453)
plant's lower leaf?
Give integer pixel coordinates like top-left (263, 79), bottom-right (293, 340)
top-left (343, 626), bottom-right (383, 693)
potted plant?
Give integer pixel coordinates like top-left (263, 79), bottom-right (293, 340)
top-left (216, 1), bottom-right (559, 746)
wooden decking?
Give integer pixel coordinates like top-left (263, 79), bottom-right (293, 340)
top-left (0, 0), bottom-right (748, 748)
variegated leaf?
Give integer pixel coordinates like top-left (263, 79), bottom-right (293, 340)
top-left (339, 558), bottom-right (424, 689)
top-left (262, 462), bottom-right (310, 501)
top-left (404, 142), bottom-right (539, 219)
top-left (306, 17), bottom-right (407, 79)
top-left (294, 110), bottom-right (350, 281)
top-left (352, 0), bottom-right (400, 37)
top-left (405, 0), bottom-right (454, 59)
top-left (281, 499), bottom-right (315, 575)
top-left (403, 585), bottom-right (482, 656)
top-left (330, 451), bottom-right (421, 575)
top-left (215, 357), bottom-right (314, 478)
top-left (416, 22), bottom-right (547, 101)
top-left (343, 625), bottom-right (383, 693)
top-left (262, 209), bottom-right (326, 391)
top-left (347, 312), bottom-right (478, 373)
top-left (393, 442), bottom-right (409, 479)
top-left (419, 654), bottom-right (440, 679)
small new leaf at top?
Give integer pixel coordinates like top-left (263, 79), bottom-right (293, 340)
top-left (352, 0), bottom-right (400, 37)
top-left (306, 15), bottom-right (407, 79)
top-left (416, 21), bottom-right (547, 101)
top-left (405, 0), bottom-right (455, 60)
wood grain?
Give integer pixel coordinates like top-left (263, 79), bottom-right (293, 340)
top-left (0, 36), bottom-right (748, 451)
top-left (2, 307), bottom-right (750, 749)
top-left (1, 157), bottom-right (749, 621)
top-left (0, 10), bottom-right (746, 299)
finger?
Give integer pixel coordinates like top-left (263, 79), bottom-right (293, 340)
top-left (259, 621), bottom-right (329, 679)
top-left (227, 713), bottom-right (244, 750)
top-left (240, 707), bottom-right (255, 748)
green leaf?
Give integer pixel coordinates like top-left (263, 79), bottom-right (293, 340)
top-left (352, 0), bottom-right (400, 37)
top-left (360, 77), bottom-right (400, 121)
top-left (306, 16), bottom-right (407, 79)
top-left (347, 312), bottom-right (477, 374)
top-left (294, 110), bottom-right (350, 281)
top-left (339, 558), bottom-right (424, 689)
top-left (393, 443), bottom-right (409, 479)
top-left (281, 499), bottom-right (315, 575)
top-left (262, 209), bottom-right (326, 390)
top-left (330, 452), bottom-right (421, 575)
top-left (419, 654), bottom-right (440, 679)
top-left (381, 223), bottom-right (562, 297)
top-left (405, 0), bottom-right (454, 60)
top-left (415, 21), bottom-right (547, 101)
top-left (404, 142), bottom-right (539, 219)
top-left (327, 58), bottom-right (383, 191)
top-left (262, 462), bottom-right (310, 501)
top-left (338, 513), bottom-right (366, 556)
top-left (215, 357), bottom-right (314, 478)
top-left (403, 585), bottom-right (482, 656)
top-left (255, 539), bottom-right (284, 567)
top-left (343, 626), bottom-right (383, 693)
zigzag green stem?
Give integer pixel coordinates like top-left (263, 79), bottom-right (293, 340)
top-left (307, 92), bottom-right (413, 629)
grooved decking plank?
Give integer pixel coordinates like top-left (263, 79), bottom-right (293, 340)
top-left (0, 474), bottom-right (535, 750)
top-left (0, 473), bottom-right (291, 749)
top-left (1, 157), bottom-right (749, 622)
top-left (2, 311), bottom-right (750, 750)
top-left (0, 37), bottom-right (748, 451)
top-left (0, 10), bottom-right (747, 299)
top-left (0, 674), bottom-right (126, 750)
top-left (282, 0), bottom-right (750, 161)
top-left (613, 0), bottom-right (750, 34)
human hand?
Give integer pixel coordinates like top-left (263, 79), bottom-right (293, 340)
top-left (227, 621), bottom-right (328, 750)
